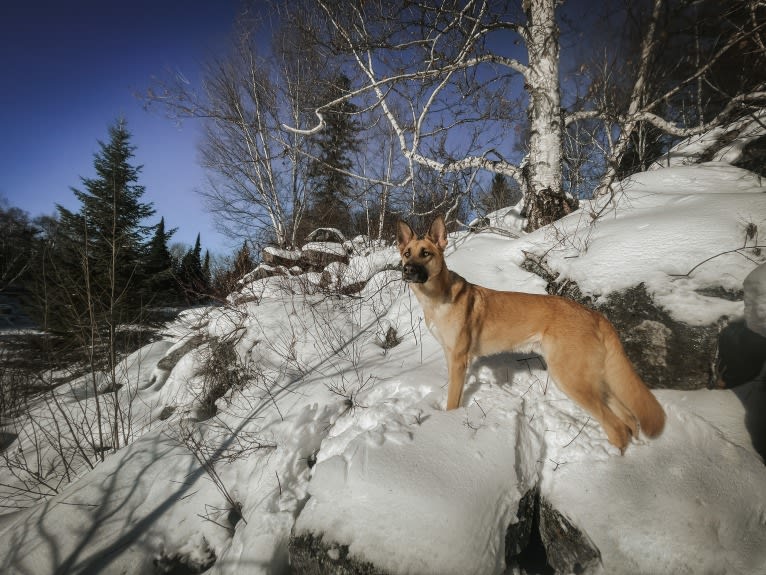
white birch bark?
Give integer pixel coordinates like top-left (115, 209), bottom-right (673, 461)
top-left (521, 0), bottom-right (575, 231)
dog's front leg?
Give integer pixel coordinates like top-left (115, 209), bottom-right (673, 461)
top-left (446, 352), bottom-right (469, 410)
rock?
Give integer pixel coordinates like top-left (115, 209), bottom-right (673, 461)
top-left (717, 319), bottom-right (766, 387)
top-left (249, 264), bottom-right (289, 281)
top-left (320, 262), bottom-right (347, 291)
top-left (301, 243), bottom-right (350, 271)
top-left (744, 262), bottom-right (766, 337)
top-left (732, 134), bottom-right (766, 178)
top-left (598, 284), bottom-right (720, 389)
top-left (288, 532), bottom-right (387, 575)
top-left (306, 228), bottom-right (347, 244)
top-left (262, 246), bottom-right (303, 268)
top-left (156, 334), bottom-right (204, 371)
top-left (522, 253), bottom-right (721, 390)
top-left (505, 489), bottom-right (537, 559)
top-left (289, 489), bottom-right (540, 575)
top-left (538, 498), bottom-right (601, 574)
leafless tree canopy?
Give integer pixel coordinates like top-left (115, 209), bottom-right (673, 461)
top-left (148, 0), bottom-right (766, 242)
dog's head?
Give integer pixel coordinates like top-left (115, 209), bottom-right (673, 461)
top-left (396, 215), bottom-right (448, 284)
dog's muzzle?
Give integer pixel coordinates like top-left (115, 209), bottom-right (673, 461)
top-left (402, 263), bottom-right (429, 283)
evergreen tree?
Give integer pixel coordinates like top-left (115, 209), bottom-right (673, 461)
top-left (232, 241), bottom-right (254, 280)
top-left (142, 217), bottom-right (180, 305)
top-left (201, 249), bottom-right (212, 296)
top-left (0, 201), bottom-right (39, 292)
top-left (54, 120), bottom-right (154, 329)
top-left (476, 174), bottom-right (524, 216)
top-left (179, 233), bottom-right (205, 303)
top-left (307, 74), bottom-right (360, 233)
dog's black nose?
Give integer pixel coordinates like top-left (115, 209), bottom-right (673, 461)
top-left (402, 263), bottom-right (428, 283)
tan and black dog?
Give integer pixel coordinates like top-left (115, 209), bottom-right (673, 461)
top-left (397, 215), bottom-right (665, 452)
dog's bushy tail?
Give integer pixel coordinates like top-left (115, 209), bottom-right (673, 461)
top-left (601, 318), bottom-right (666, 438)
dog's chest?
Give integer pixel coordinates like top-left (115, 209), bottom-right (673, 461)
top-left (423, 301), bottom-right (463, 350)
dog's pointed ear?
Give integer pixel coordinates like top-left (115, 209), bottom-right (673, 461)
top-left (427, 215), bottom-right (448, 250)
top-left (396, 220), bottom-right (414, 253)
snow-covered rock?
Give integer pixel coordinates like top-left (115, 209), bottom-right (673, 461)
top-left (261, 246), bottom-right (302, 268)
top-left (300, 241), bottom-right (350, 270)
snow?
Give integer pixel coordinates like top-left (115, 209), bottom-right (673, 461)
top-left (514, 163), bottom-right (766, 325)
top-left (340, 246), bottom-right (400, 287)
top-left (470, 201), bottom-right (527, 236)
top-left (297, 389), bottom-right (539, 575)
top-left (1, 159), bottom-right (765, 575)
top-left (544, 385), bottom-right (766, 575)
top-left (650, 110), bottom-right (766, 169)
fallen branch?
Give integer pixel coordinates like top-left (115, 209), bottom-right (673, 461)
top-left (669, 246), bottom-right (765, 278)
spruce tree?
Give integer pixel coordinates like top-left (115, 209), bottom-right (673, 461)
top-left (143, 217), bottom-right (179, 305)
top-left (54, 119), bottom-right (154, 329)
top-left (201, 250), bottom-right (212, 296)
top-left (233, 241), bottom-right (254, 280)
top-left (307, 74), bottom-right (359, 233)
top-left (180, 233), bottom-right (204, 303)
top-left (477, 174), bottom-right (523, 216)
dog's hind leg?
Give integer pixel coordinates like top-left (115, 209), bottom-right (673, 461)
top-left (545, 343), bottom-right (632, 452)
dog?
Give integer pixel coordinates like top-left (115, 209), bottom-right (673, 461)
top-left (396, 215), bottom-right (665, 453)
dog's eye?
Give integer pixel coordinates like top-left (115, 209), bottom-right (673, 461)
top-left (404, 250), bottom-right (410, 258)
top-left (421, 249), bottom-right (430, 257)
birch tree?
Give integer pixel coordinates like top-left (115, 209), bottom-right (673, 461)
top-left (288, 0), bottom-right (576, 231)
top-left (581, 0), bottom-right (766, 196)
top-left (290, 0), bottom-right (765, 226)
top-left (147, 16), bottom-right (319, 248)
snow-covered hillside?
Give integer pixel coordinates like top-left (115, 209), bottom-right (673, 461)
top-left (0, 160), bottom-right (765, 574)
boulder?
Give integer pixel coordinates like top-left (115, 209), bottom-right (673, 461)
top-left (288, 532), bottom-right (387, 575)
top-left (301, 242), bottom-right (350, 271)
top-left (744, 262), bottom-right (766, 337)
top-left (538, 498), bottom-right (601, 574)
top-left (597, 284), bottom-right (720, 390)
top-left (504, 489), bottom-right (537, 559)
top-left (262, 246), bottom-right (303, 268)
top-left (249, 264), bottom-right (289, 281)
top-left (156, 334), bottom-right (204, 372)
top-left (306, 228), bottom-right (347, 244)
top-left (522, 254), bottom-right (720, 390)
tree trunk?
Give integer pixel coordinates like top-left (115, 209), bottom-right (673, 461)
top-left (522, 0), bottom-right (577, 232)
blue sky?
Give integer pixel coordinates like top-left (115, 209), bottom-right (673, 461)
top-left (0, 0), bottom-right (246, 255)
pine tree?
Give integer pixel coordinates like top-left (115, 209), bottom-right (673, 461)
top-left (307, 74), bottom-right (360, 234)
top-left (54, 119), bottom-right (154, 329)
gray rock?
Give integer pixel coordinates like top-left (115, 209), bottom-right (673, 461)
top-left (156, 334), bottom-right (204, 371)
top-left (505, 488), bottom-right (537, 559)
top-left (597, 284), bottom-right (720, 390)
top-left (288, 532), bottom-right (387, 575)
top-left (538, 498), bottom-right (601, 574)
top-left (717, 318), bottom-right (766, 387)
top-left (522, 253), bottom-right (722, 390)
top-left (301, 246), bottom-right (350, 271)
top-left (262, 248), bottom-right (303, 269)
